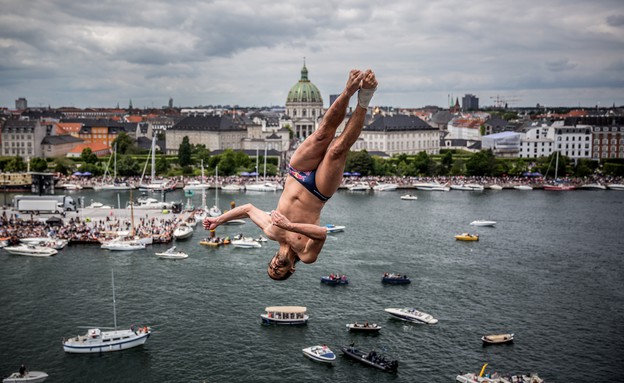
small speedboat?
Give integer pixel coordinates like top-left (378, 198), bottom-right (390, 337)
top-left (400, 194), bottom-right (418, 200)
top-left (4, 244), bottom-right (58, 257)
top-left (340, 345), bottom-right (398, 372)
top-left (346, 322), bottom-right (382, 333)
top-left (155, 246), bottom-right (188, 259)
top-left (513, 185), bottom-right (533, 190)
top-left (101, 240), bottom-right (146, 251)
top-left (320, 275), bottom-right (348, 285)
top-left (381, 273), bottom-right (411, 284)
top-left (481, 333), bottom-right (514, 345)
top-left (607, 183), bottom-right (624, 191)
top-left (325, 224), bottom-right (345, 233)
top-left (455, 233), bottom-right (479, 241)
top-left (384, 307), bottom-right (438, 324)
top-left (231, 238), bottom-right (262, 248)
top-left (173, 223), bottom-right (193, 240)
top-left (302, 345), bottom-right (336, 363)
top-left (372, 183), bottom-right (398, 191)
top-left (2, 370), bottom-right (48, 383)
top-left (469, 220), bottom-right (496, 227)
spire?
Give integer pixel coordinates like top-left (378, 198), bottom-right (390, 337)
top-left (300, 57), bottom-right (309, 82)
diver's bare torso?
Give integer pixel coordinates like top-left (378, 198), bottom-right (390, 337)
top-left (267, 177), bottom-right (327, 253)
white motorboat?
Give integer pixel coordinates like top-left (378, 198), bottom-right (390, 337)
top-left (182, 180), bottom-right (210, 191)
top-left (155, 246), bottom-right (188, 259)
top-left (347, 182), bottom-right (370, 191)
top-left (4, 244), bottom-right (58, 257)
top-left (373, 183), bottom-right (398, 191)
top-left (470, 220), bottom-right (496, 227)
top-left (400, 194), bottom-right (418, 200)
top-left (129, 197), bottom-right (173, 210)
top-left (173, 223), bottom-right (193, 240)
top-left (20, 237), bottom-right (68, 250)
top-left (580, 183), bottom-right (607, 190)
top-left (2, 370), bottom-right (48, 383)
top-left (607, 183), bottom-right (624, 191)
top-left (488, 184), bottom-right (504, 190)
top-left (302, 345), bottom-right (336, 363)
top-left (101, 240), bottom-right (146, 251)
top-left (63, 270), bottom-right (152, 353)
top-left (231, 238), bottom-right (262, 248)
top-left (85, 201), bottom-right (112, 209)
top-left (245, 182), bottom-right (280, 192)
top-left (513, 185), bottom-right (533, 190)
top-left (59, 183), bottom-right (82, 190)
top-left (261, 306), bottom-right (308, 325)
top-left (413, 182), bottom-right (450, 191)
top-left (450, 183), bottom-right (484, 191)
top-left (384, 307), bottom-right (438, 324)
top-left (221, 183), bottom-right (245, 192)
top-left (325, 224), bottom-right (345, 233)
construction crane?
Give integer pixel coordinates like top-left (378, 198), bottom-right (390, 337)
top-left (490, 95), bottom-right (521, 108)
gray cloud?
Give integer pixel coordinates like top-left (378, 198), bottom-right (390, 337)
top-left (0, 0), bottom-right (623, 108)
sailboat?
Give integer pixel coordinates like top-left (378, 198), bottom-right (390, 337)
top-left (543, 150), bottom-right (576, 191)
top-left (183, 160), bottom-right (210, 191)
top-left (93, 144), bottom-right (134, 191)
top-left (62, 269), bottom-right (152, 353)
top-left (139, 136), bottom-right (175, 192)
top-left (209, 165), bottom-right (222, 217)
top-left (245, 147), bottom-right (283, 192)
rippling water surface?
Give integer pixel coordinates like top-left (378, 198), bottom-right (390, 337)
top-left (1, 189), bottom-right (623, 382)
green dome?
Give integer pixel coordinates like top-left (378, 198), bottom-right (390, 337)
top-left (286, 65), bottom-right (323, 104)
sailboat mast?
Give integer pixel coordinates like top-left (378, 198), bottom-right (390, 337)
top-left (215, 165), bottom-right (219, 208)
top-left (113, 143), bottom-right (117, 181)
top-left (201, 160), bottom-right (206, 209)
top-left (263, 146), bottom-right (267, 181)
top-left (111, 269), bottom-right (117, 330)
top-left (554, 150), bottom-right (559, 179)
top-left (151, 136), bottom-right (156, 181)
top-left (255, 148), bottom-right (259, 182)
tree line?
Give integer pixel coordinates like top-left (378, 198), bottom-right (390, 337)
top-left (1, 132), bottom-right (623, 178)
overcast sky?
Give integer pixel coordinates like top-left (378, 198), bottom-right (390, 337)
top-left (1, 0), bottom-right (623, 110)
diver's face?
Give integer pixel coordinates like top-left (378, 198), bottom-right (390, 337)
top-left (267, 252), bottom-right (294, 279)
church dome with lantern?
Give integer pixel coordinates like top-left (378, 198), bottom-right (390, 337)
top-left (285, 62), bottom-right (324, 140)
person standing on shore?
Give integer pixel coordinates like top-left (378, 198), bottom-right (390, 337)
top-left (204, 68), bottom-right (378, 280)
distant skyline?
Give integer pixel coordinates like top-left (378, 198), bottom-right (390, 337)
top-left (1, 0), bottom-right (623, 110)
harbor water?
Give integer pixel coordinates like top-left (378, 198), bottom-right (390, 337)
top-left (1, 188), bottom-right (623, 382)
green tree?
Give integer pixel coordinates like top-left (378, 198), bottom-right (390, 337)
top-left (193, 144), bottom-right (211, 165)
top-left (79, 163), bottom-right (103, 176)
top-left (450, 159), bottom-right (465, 176)
top-left (466, 149), bottom-right (497, 176)
top-left (178, 136), bottom-right (192, 167)
top-left (116, 155), bottom-right (141, 176)
top-left (80, 148), bottom-right (98, 164)
top-left (30, 157), bottom-right (48, 172)
top-left (5, 156), bottom-right (26, 172)
top-left (112, 132), bottom-right (136, 155)
top-left (413, 151), bottom-right (432, 175)
top-left (53, 157), bottom-right (74, 175)
top-left (155, 155), bottom-right (169, 175)
top-left (345, 150), bottom-right (374, 176)
top-left (439, 151), bottom-right (453, 175)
